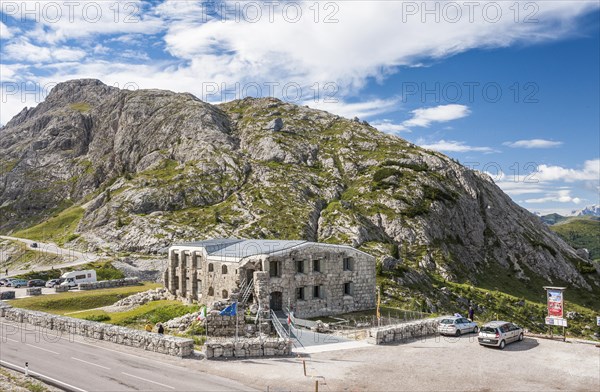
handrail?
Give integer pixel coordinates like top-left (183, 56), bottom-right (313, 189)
top-left (270, 310), bottom-right (288, 339)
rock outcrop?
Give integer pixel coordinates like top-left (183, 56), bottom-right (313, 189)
top-left (0, 79), bottom-right (597, 295)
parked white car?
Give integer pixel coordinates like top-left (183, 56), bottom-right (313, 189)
top-left (437, 316), bottom-right (479, 336)
top-left (478, 321), bottom-right (524, 349)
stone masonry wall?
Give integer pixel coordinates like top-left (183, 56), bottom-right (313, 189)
top-left (205, 313), bottom-right (272, 337)
top-left (367, 318), bottom-right (440, 345)
top-left (262, 244), bottom-right (376, 318)
top-left (204, 338), bottom-right (292, 359)
top-left (78, 277), bottom-right (141, 290)
top-left (0, 305), bottom-right (194, 357)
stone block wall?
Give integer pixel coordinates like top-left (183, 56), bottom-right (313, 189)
top-left (78, 277), bottom-right (141, 290)
top-left (26, 288), bottom-right (42, 296)
top-left (204, 338), bottom-right (292, 359)
top-left (205, 314), bottom-right (272, 337)
top-left (366, 319), bottom-right (440, 345)
top-left (0, 306), bottom-right (194, 357)
top-left (0, 291), bottom-right (15, 300)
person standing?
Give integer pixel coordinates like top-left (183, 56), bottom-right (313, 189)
top-left (144, 322), bottom-right (153, 332)
top-left (468, 306), bottom-right (475, 321)
top-left (157, 323), bottom-right (164, 335)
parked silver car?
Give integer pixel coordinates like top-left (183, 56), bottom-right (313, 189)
top-left (437, 316), bottom-right (479, 336)
top-left (478, 321), bottom-right (523, 349)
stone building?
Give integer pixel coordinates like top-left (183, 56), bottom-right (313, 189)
top-left (164, 239), bottom-right (376, 318)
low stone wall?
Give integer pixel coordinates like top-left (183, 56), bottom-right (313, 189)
top-left (205, 314), bottom-right (272, 337)
top-left (78, 277), bottom-right (141, 290)
top-left (0, 306), bottom-right (194, 357)
top-left (204, 338), bottom-right (292, 359)
top-left (367, 318), bottom-right (440, 345)
top-left (55, 286), bottom-right (69, 293)
top-left (0, 291), bottom-right (15, 300)
top-left (26, 288), bottom-right (42, 296)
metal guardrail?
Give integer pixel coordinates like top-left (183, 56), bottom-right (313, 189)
top-left (270, 309), bottom-right (289, 339)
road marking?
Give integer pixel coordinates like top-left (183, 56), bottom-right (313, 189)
top-left (3, 337), bottom-right (18, 342)
top-left (122, 372), bottom-right (176, 390)
top-left (71, 356), bottom-right (110, 370)
top-left (0, 359), bottom-right (89, 392)
top-left (25, 343), bottom-right (60, 355)
top-left (0, 321), bottom-right (186, 371)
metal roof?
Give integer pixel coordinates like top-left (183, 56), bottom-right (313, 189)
top-left (174, 239), bottom-right (307, 258)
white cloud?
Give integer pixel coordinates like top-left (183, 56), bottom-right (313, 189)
top-left (504, 139), bottom-right (563, 148)
top-left (403, 104), bottom-right (470, 128)
top-left (304, 98), bottom-right (400, 119)
top-left (371, 119), bottom-right (409, 133)
top-left (418, 139), bottom-right (496, 153)
top-left (524, 189), bottom-right (582, 204)
top-left (0, 22), bottom-right (12, 39)
top-left (3, 39), bottom-right (86, 62)
top-left (535, 159), bottom-right (600, 182)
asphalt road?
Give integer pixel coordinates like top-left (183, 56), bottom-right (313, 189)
top-left (0, 236), bottom-right (100, 277)
top-left (0, 320), bottom-right (254, 392)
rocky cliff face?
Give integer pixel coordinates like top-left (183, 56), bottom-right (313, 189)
top-left (0, 79), bottom-right (597, 292)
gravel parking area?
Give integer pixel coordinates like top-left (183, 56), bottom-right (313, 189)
top-left (0, 286), bottom-right (71, 298)
top-left (193, 334), bottom-right (599, 391)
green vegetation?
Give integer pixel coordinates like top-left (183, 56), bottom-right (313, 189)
top-left (0, 367), bottom-right (50, 392)
top-left (0, 240), bottom-right (62, 271)
top-left (550, 217), bottom-right (600, 260)
top-left (9, 283), bottom-right (160, 314)
top-left (69, 102), bottom-right (91, 112)
top-left (14, 260), bottom-right (125, 281)
top-left (14, 205), bottom-right (85, 245)
top-left (69, 300), bottom-right (197, 329)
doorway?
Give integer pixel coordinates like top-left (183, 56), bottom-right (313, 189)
top-left (270, 291), bottom-right (283, 311)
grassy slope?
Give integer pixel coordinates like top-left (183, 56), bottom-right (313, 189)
top-left (14, 206), bottom-right (84, 245)
top-left (9, 283), bottom-right (160, 314)
top-left (72, 300), bottom-right (198, 326)
top-left (550, 217), bottom-right (600, 260)
top-left (0, 240), bottom-right (64, 271)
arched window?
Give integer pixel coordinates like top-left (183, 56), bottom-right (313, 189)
top-left (208, 287), bottom-right (214, 296)
top-left (222, 265), bottom-right (228, 274)
top-left (222, 289), bottom-right (228, 299)
top-left (208, 263), bottom-right (214, 272)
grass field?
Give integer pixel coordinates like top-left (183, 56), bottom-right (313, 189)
top-left (71, 300), bottom-right (198, 328)
top-left (9, 283), bottom-right (161, 314)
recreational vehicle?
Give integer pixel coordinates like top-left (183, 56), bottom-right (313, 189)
top-left (60, 270), bottom-right (97, 288)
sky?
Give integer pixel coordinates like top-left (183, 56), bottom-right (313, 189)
top-left (1, 0), bottom-right (599, 215)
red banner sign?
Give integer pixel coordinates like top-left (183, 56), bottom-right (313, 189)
top-left (547, 289), bottom-right (564, 318)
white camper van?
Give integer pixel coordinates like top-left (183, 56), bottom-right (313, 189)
top-left (60, 270), bottom-right (97, 288)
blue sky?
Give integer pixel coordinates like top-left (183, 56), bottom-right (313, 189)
top-left (1, 1), bottom-right (598, 215)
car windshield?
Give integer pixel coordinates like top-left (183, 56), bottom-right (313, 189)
top-left (481, 327), bottom-right (497, 333)
top-left (440, 319), bottom-right (455, 324)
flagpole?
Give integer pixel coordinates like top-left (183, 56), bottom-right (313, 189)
top-left (235, 301), bottom-right (239, 342)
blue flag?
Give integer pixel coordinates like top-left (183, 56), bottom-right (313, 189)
top-left (220, 302), bottom-right (237, 316)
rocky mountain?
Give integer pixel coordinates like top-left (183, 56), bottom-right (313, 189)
top-left (571, 204), bottom-right (600, 217)
top-left (1, 80), bottom-right (598, 302)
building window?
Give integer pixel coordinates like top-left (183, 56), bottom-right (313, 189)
top-left (222, 265), bottom-right (228, 274)
top-left (208, 263), bottom-right (214, 272)
top-left (312, 259), bottom-right (321, 273)
top-left (222, 289), bottom-right (228, 299)
top-left (208, 287), bottom-right (214, 296)
top-left (269, 260), bottom-right (281, 277)
top-left (343, 257), bottom-right (353, 271)
top-left (344, 282), bottom-right (353, 296)
top-left (296, 259), bottom-right (304, 274)
top-left (296, 287), bottom-right (305, 300)
top-left (313, 285), bottom-right (323, 299)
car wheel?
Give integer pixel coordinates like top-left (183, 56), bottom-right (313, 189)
top-left (473, 326), bottom-right (479, 334)
top-left (499, 340), bottom-right (506, 349)
top-left (518, 333), bottom-right (523, 341)
top-left (15, 285), bottom-right (20, 288)
top-left (455, 329), bottom-right (461, 337)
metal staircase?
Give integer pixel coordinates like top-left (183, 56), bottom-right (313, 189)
top-left (239, 279), bottom-right (254, 306)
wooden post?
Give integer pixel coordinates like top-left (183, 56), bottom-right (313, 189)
top-left (303, 360), bottom-right (306, 376)
top-left (315, 380), bottom-right (319, 392)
